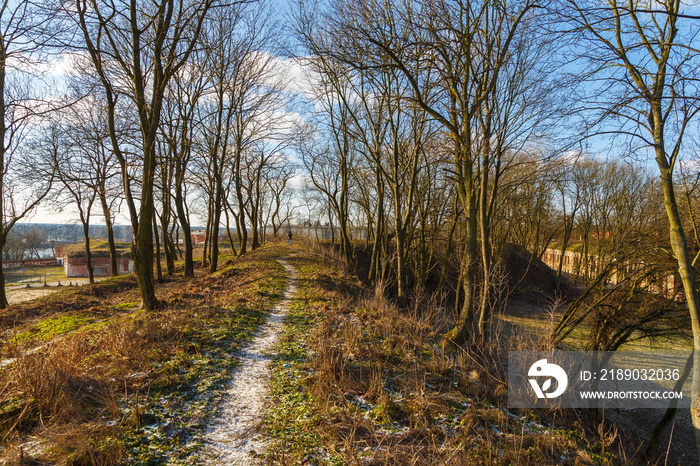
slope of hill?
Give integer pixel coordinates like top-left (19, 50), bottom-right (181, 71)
top-left (0, 240), bottom-right (665, 464)
top-left (0, 245), bottom-right (288, 464)
top-left (502, 243), bottom-right (578, 305)
top-left (261, 242), bottom-right (634, 464)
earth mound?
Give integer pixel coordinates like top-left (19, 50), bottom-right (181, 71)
top-left (501, 243), bottom-right (578, 305)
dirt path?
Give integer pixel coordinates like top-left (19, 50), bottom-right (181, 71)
top-left (5, 278), bottom-right (103, 305)
top-left (201, 256), bottom-right (298, 465)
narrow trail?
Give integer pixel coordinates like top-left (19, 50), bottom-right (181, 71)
top-left (202, 256), bottom-right (298, 465)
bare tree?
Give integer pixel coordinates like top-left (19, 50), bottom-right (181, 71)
top-left (23, 228), bottom-right (44, 260)
top-left (264, 157), bottom-right (296, 237)
top-left (495, 150), bottom-right (560, 260)
top-left (302, 0), bottom-right (554, 342)
top-left (194, 1), bottom-right (288, 268)
top-left (66, 0), bottom-right (224, 308)
top-left (2, 230), bottom-right (26, 260)
top-left (560, 0), bottom-right (700, 450)
top-left (61, 83), bottom-right (124, 277)
top-left (0, 0), bottom-right (57, 307)
top-left (43, 121), bottom-right (99, 283)
top-left (162, 61), bottom-right (210, 278)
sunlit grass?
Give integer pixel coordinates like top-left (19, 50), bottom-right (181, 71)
top-left (0, 242), bottom-right (289, 465)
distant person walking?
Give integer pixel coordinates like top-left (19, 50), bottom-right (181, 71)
top-left (287, 230), bottom-right (293, 246)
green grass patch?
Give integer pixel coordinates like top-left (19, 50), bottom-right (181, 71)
top-left (115, 301), bottom-right (139, 309)
top-left (265, 277), bottom-right (327, 463)
top-left (10, 314), bottom-right (94, 344)
top-left (36, 314), bottom-right (93, 339)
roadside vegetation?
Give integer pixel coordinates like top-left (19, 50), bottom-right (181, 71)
top-left (0, 243), bottom-right (289, 465)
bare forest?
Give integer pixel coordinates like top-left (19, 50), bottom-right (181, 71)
top-left (1, 0), bottom-right (700, 463)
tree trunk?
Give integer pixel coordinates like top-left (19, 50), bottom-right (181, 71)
top-left (233, 209), bottom-right (242, 251)
top-left (175, 169), bottom-right (194, 278)
top-left (133, 245), bottom-right (158, 309)
top-left (477, 149), bottom-right (493, 341)
top-left (210, 187), bottom-right (222, 273)
top-left (645, 352), bottom-right (693, 457)
top-left (250, 194), bottom-right (260, 250)
top-left (236, 180), bottom-right (248, 254)
top-left (153, 211), bottom-right (162, 283)
top-left (395, 214), bottom-right (406, 307)
top-left (369, 168), bottom-right (384, 285)
top-left (164, 223), bottom-right (177, 273)
top-left (133, 169), bottom-right (158, 309)
top-left (82, 222), bottom-right (94, 285)
top-left (161, 213), bottom-right (175, 274)
top-left (98, 188), bottom-right (118, 277)
top-left (659, 165), bottom-right (700, 455)
top-left (160, 161), bottom-right (176, 274)
top-left (0, 237), bottom-right (9, 308)
top-left (202, 200), bottom-right (211, 268)
top-left (175, 226), bottom-right (182, 259)
top-left (445, 195), bottom-right (478, 344)
top-left (224, 204), bottom-right (237, 256)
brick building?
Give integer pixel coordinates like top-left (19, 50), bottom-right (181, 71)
top-left (58, 241), bottom-right (133, 278)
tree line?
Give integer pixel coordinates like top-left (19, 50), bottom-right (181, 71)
top-left (0, 0), bottom-right (298, 306)
top-left (289, 0), bottom-right (700, 451)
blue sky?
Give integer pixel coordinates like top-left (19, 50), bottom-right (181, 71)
top-left (22, 0), bottom-right (700, 226)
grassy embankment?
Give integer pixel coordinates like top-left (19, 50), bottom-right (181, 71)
top-left (263, 241), bottom-right (631, 465)
top-left (0, 242), bottom-right (290, 465)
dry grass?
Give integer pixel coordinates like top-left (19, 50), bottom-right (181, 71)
top-left (0, 242), bottom-right (290, 464)
top-left (1, 313), bottom-right (157, 464)
top-left (265, 240), bottom-right (640, 465)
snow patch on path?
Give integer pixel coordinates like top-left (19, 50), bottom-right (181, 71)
top-left (201, 256), bottom-right (298, 465)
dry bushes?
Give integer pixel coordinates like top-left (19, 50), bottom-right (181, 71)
top-left (0, 308), bottom-right (187, 463)
top-left (10, 340), bottom-right (116, 422)
top-left (3, 336), bottom-right (119, 463)
top-left (277, 245), bottom-right (634, 465)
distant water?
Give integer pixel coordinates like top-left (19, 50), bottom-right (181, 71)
top-left (38, 248), bottom-right (54, 259)
top-left (16, 248), bottom-right (55, 260)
